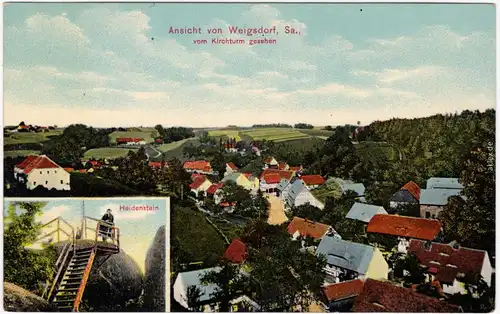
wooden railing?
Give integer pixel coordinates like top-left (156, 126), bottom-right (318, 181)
top-left (83, 216), bottom-right (120, 248)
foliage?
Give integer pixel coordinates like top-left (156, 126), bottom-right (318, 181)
top-left (252, 124), bottom-right (293, 128)
top-left (219, 182), bottom-right (269, 220)
top-left (392, 253), bottom-right (426, 285)
top-left (447, 277), bottom-right (495, 312)
top-left (199, 261), bottom-right (247, 312)
top-left (186, 285), bottom-right (203, 312)
top-left (113, 148), bottom-right (157, 192)
top-left (155, 125), bottom-right (195, 143)
top-left (294, 123), bottom-right (314, 129)
top-left (439, 126), bottom-right (495, 256)
top-left (4, 202), bottom-right (58, 295)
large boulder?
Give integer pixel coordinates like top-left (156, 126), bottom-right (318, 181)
top-left (3, 282), bottom-right (56, 312)
top-left (54, 241), bottom-right (144, 311)
top-left (143, 225), bottom-right (166, 311)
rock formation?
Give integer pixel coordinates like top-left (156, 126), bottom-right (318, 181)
top-left (143, 225), bottom-right (166, 311)
top-left (3, 282), bottom-right (56, 312)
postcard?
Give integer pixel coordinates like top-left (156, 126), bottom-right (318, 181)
top-left (3, 197), bottom-right (168, 312)
top-left (2, 2), bottom-right (496, 313)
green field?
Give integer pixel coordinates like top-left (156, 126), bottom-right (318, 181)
top-left (297, 129), bottom-right (334, 138)
top-left (83, 147), bottom-right (137, 160)
top-left (207, 130), bottom-right (241, 141)
top-left (240, 128), bottom-right (311, 142)
top-left (172, 207), bottom-right (226, 263)
top-left (108, 130), bottom-right (157, 143)
top-left (3, 150), bottom-right (41, 158)
top-left (311, 181), bottom-right (343, 204)
top-left (157, 138), bottom-right (197, 153)
top-left (4, 130), bottom-right (62, 145)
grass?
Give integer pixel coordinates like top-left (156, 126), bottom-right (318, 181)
top-left (83, 147), bottom-right (138, 160)
top-left (157, 138), bottom-right (197, 153)
top-left (163, 138), bottom-right (200, 160)
top-left (311, 181), bottom-right (343, 204)
top-left (172, 207), bottom-right (226, 262)
top-left (240, 128), bottom-right (310, 141)
top-left (297, 129), bottom-right (334, 138)
top-left (208, 130), bottom-right (241, 141)
top-left (4, 130), bottom-right (62, 145)
top-left (3, 150), bottom-right (40, 157)
top-left (108, 130), bottom-right (157, 143)
top-left (212, 217), bottom-right (244, 241)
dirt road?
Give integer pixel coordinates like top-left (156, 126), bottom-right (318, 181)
top-left (266, 194), bottom-right (288, 225)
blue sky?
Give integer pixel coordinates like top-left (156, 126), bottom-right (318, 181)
top-left (3, 3), bottom-right (495, 127)
top-left (3, 198), bottom-right (167, 272)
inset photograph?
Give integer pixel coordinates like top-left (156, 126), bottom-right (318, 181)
top-left (3, 197), bottom-right (168, 312)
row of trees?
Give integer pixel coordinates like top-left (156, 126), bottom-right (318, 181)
top-left (154, 125), bottom-right (195, 143)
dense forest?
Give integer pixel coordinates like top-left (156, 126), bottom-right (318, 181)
top-left (251, 123), bottom-right (293, 128)
top-left (154, 125), bottom-right (195, 143)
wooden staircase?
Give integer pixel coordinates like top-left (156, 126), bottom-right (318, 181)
top-left (39, 216), bottom-right (120, 312)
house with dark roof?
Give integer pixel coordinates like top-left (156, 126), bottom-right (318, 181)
top-left (287, 217), bottom-right (338, 242)
top-left (346, 202), bottom-right (388, 223)
top-left (14, 155), bottom-right (71, 191)
top-left (352, 279), bottom-right (462, 312)
top-left (223, 239), bottom-right (247, 264)
top-left (316, 237), bottom-right (388, 284)
top-left (390, 181), bottom-right (421, 208)
top-left (367, 214), bottom-right (442, 254)
top-left (419, 188), bottom-right (463, 219)
top-left (408, 240), bottom-right (493, 295)
top-left (321, 279), bottom-right (365, 312)
top-left (284, 179), bottom-right (325, 210)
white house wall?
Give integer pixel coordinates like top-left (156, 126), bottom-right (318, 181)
top-left (26, 168), bottom-right (70, 191)
top-left (481, 252), bottom-right (493, 286)
top-left (294, 190), bottom-right (325, 209)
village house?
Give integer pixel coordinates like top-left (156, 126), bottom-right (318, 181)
top-left (223, 239), bottom-right (247, 264)
top-left (427, 177), bottom-right (464, 190)
top-left (116, 137), bottom-right (147, 145)
top-left (277, 177), bottom-right (296, 200)
top-left (300, 174), bottom-right (326, 190)
top-left (277, 162), bottom-right (290, 171)
top-left (366, 214), bottom-right (442, 254)
top-left (316, 237), bottom-right (389, 284)
top-left (259, 169), bottom-right (295, 193)
top-left (224, 162), bottom-right (239, 177)
top-left (320, 279), bottom-right (365, 312)
top-left (407, 239), bottom-right (493, 295)
top-left (390, 181), bottom-right (421, 208)
top-left (222, 172), bottom-right (259, 193)
top-left (183, 160), bottom-right (214, 175)
top-left (352, 279), bottom-right (462, 312)
top-left (206, 183), bottom-right (224, 204)
top-left (289, 165), bottom-right (304, 173)
top-left (345, 202), bottom-right (388, 223)
top-left (287, 217), bottom-right (339, 243)
top-left (85, 160), bottom-right (102, 169)
top-left (251, 145), bottom-right (261, 156)
top-left (14, 155), bottom-right (71, 191)
top-left (419, 189), bottom-right (463, 219)
top-left (189, 174), bottom-right (212, 197)
top-left (17, 124), bottom-right (31, 132)
top-left (224, 143), bottom-right (238, 153)
top-left (284, 179), bottom-right (325, 210)
top-left (174, 267), bottom-right (258, 312)
top-left (263, 157), bottom-right (279, 169)
top-left (148, 161), bottom-right (167, 170)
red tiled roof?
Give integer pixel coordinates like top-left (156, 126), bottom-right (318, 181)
top-left (89, 160), bottom-right (101, 167)
top-left (287, 217), bottom-right (330, 240)
top-left (220, 202), bottom-right (237, 207)
top-left (289, 166), bottom-right (303, 172)
top-left (367, 215), bottom-right (441, 240)
top-left (278, 162), bottom-right (288, 170)
top-left (149, 161), bottom-right (163, 168)
top-left (155, 138), bottom-right (163, 143)
top-left (18, 125), bottom-right (29, 129)
top-left (207, 183), bottom-right (224, 195)
top-left (116, 137), bottom-right (144, 143)
top-left (264, 157), bottom-right (274, 164)
top-left (191, 173), bottom-right (204, 180)
top-left (78, 169), bottom-right (86, 173)
top-left (323, 279), bottom-right (364, 301)
top-left (16, 155), bottom-right (62, 174)
top-left (184, 160), bottom-right (212, 172)
top-left (63, 167), bottom-right (74, 172)
top-left (401, 181), bottom-right (421, 201)
top-left (301, 175), bottom-right (325, 186)
top-left (408, 239), bottom-right (486, 284)
top-left (260, 169), bottom-right (294, 183)
top-left (352, 279), bottom-right (461, 312)
top-left (242, 173), bottom-right (252, 179)
top-left (189, 175), bottom-right (207, 190)
top-left (227, 162), bottom-right (238, 171)
top-left (223, 239), bottom-right (247, 264)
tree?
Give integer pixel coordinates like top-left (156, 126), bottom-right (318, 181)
top-left (439, 135), bottom-right (495, 256)
top-left (392, 253), bottom-right (425, 285)
top-left (199, 260), bottom-right (246, 312)
top-left (319, 126), bottom-right (359, 178)
top-left (186, 285), bottom-right (203, 312)
top-left (4, 202), bottom-right (57, 294)
top-left (160, 158), bottom-right (191, 198)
